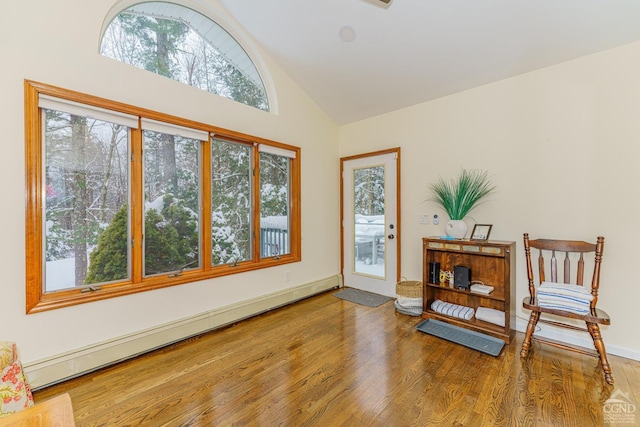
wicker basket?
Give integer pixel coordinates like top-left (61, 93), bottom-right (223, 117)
top-left (396, 279), bottom-right (422, 298)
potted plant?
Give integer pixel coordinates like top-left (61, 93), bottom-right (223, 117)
top-left (428, 169), bottom-right (496, 238)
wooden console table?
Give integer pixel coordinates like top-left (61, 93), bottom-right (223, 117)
top-left (422, 237), bottom-right (516, 343)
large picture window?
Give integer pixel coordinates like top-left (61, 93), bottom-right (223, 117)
top-left (25, 81), bottom-right (300, 313)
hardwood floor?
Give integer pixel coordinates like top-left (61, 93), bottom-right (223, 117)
top-left (34, 290), bottom-right (640, 426)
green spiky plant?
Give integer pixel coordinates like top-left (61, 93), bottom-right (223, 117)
top-left (428, 169), bottom-right (496, 220)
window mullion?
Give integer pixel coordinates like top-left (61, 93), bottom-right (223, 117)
top-left (130, 127), bottom-right (143, 283)
top-left (252, 145), bottom-right (261, 262)
top-left (201, 138), bottom-right (212, 271)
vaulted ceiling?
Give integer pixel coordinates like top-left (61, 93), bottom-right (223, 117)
top-left (217, 0), bottom-right (640, 125)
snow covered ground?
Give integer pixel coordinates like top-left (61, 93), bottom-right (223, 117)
top-left (354, 257), bottom-right (385, 278)
top-left (45, 257), bottom-right (76, 291)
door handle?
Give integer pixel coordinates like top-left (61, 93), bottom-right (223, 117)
top-left (387, 234), bottom-right (395, 239)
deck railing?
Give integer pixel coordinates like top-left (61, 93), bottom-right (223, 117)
top-left (260, 227), bottom-right (288, 257)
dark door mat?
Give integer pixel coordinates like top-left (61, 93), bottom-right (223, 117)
top-left (333, 288), bottom-right (392, 307)
top-left (416, 318), bottom-right (505, 356)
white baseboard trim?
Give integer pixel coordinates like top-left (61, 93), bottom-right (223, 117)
top-left (25, 275), bottom-right (342, 390)
top-left (515, 317), bottom-right (640, 362)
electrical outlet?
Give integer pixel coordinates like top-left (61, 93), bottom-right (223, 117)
top-left (420, 214), bottom-right (430, 224)
top-left (285, 271), bottom-right (291, 282)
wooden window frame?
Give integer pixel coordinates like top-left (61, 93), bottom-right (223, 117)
top-left (25, 80), bottom-right (300, 314)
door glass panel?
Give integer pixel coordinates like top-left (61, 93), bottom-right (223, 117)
top-left (352, 165), bottom-right (385, 278)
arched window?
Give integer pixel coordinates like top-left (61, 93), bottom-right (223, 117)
top-left (100, 1), bottom-right (269, 111)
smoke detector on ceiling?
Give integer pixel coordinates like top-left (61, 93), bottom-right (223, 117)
top-left (339, 26), bottom-right (356, 42)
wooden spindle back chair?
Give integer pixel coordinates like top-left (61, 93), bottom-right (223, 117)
top-left (520, 233), bottom-right (613, 385)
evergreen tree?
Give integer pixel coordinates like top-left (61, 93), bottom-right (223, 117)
top-left (144, 208), bottom-right (183, 275)
top-left (156, 194), bottom-right (199, 271)
top-left (85, 205), bottom-right (129, 284)
top-left (112, 13), bottom-right (188, 77)
top-left (86, 195), bottom-right (200, 281)
top-left (223, 61), bottom-right (268, 111)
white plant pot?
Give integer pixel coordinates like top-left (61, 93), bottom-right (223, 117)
top-left (445, 220), bottom-right (467, 239)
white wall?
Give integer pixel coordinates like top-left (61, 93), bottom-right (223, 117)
top-left (339, 40), bottom-right (640, 359)
top-left (0, 0), bottom-right (340, 368)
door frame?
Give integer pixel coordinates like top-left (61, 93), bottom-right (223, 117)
top-left (340, 147), bottom-right (401, 288)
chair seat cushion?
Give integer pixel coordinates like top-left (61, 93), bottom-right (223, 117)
top-left (537, 282), bottom-right (593, 314)
top-left (539, 282), bottom-right (594, 300)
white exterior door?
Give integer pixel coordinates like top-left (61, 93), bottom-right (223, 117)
top-left (341, 150), bottom-right (399, 297)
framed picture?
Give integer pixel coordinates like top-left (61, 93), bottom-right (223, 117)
top-left (471, 224), bottom-right (492, 241)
